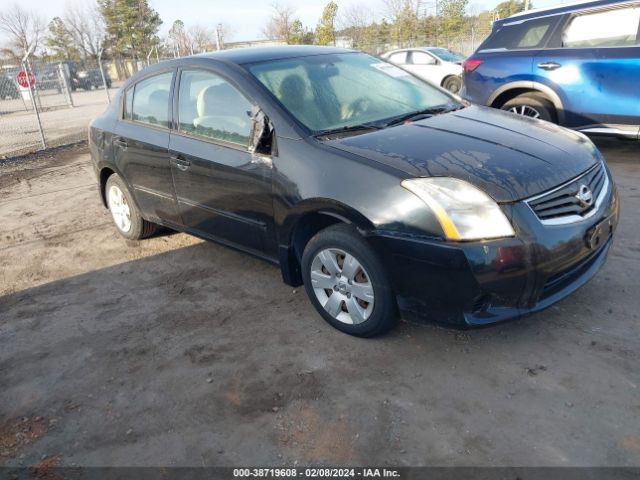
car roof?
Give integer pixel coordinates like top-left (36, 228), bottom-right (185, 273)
top-left (194, 45), bottom-right (356, 65)
top-left (494, 0), bottom-right (636, 27)
top-left (385, 47), bottom-right (440, 53)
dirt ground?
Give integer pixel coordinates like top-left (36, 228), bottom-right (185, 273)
top-left (0, 139), bottom-right (639, 467)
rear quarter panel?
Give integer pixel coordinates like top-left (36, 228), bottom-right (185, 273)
top-left (463, 50), bottom-right (537, 105)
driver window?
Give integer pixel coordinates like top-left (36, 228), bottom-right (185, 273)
top-left (411, 51), bottom-right (436, 65)
top-left (177, 70), bottom-right (252, 146)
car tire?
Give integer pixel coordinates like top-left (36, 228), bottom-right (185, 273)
top-left (501, 93), bottom-right (556, 122)
top-left (442, 75), bottom-right (462, 94)
top-left (105, 174), bottom-right (156, 240)
top-left (301, 224), bottom-right (397, 337)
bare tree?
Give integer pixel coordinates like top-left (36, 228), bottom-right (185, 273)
top-left (63, 1), bottom-right (105, 61)
top-left (382, 0), bottom-right (421, 20)
top-left (168, 19), bottom-right (190, 56)
top-left (262, 3), bottom-right (297, 43)
top-left (216, 23), bottom-right (233, 47)
top-left (338, 3), bottom-right (374, 47)
top-left (188, 25), bottom-right (214, 53)
top-left (0, 3), bottom-right (46, 57)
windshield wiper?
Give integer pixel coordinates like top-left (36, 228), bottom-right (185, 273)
top-left (315, 122), bottom-right (381, 137)
top-left (383, 103), bottom-right (464, 128)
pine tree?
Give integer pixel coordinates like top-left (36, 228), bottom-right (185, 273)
top-left (46, 17), bottom-right (79, 60)
top-left (98, 0), bottom-right (162, 67)
top-left (316, 1), bottom-right (338, 46)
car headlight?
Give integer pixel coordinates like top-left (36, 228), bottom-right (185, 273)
top-left (401, 177), bottom-right (515, 241)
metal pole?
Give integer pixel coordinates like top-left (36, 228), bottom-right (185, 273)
top-left (59, 63), bottom-right (74, 107)
top-left (22, 57), bottom-right (46, 149)
top-left (98, 48), bottom-right (111, 104)
top-left (216, 24), bottom-right (222, 51)
top-left (524, 0), bottom-right (530, 10)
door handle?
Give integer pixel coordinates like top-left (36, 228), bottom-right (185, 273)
top-left (170, 155), bottom-right (191, 171)
top-left (537, 62), bottom-right (561, 71)
top-left (113, 137), bottom-right (128, 148)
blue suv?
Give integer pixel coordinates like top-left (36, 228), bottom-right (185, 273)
top-left (462, 0), bottom-right (640, 139)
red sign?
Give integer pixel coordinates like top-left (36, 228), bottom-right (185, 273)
top-left (16, 70), bottom-right (36, 88)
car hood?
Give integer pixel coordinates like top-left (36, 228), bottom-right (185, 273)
top-left (325, 106), bottom-right (600, 203)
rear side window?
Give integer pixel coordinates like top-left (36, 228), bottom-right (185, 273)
top-left (131, 72), bottom-right (173, 128)
top-left (177, 70), bottom-right (252, 146)
top-left (480, 16), bottom-right (560, 51)
top-left (563, 7), bottom-right (640, 47)
top-left (388, 52), bottom-right (407, 64)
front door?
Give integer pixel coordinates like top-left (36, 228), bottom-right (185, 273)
top-left (405, 50), bottom-right (441, 85)
top-left (169, 68), bottom-right (275, 255)
top-left (113, 70), bottom-right (180, 224)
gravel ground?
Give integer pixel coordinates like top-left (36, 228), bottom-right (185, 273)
top-left (0, 139), bottom-right (638, 467)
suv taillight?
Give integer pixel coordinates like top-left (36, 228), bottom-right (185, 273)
top-left (463, 59), bottom-right (483, 73)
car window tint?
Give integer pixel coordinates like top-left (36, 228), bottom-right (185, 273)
top-left (388, 52), bottom-right (407, 64)
top-left (411, 51), bottom-right (436, 64)
top-left (428, 48), bottom-right (463, 62)
top-left (131, 72), bottom-right (172, 127)
top-left (177, 70), bottom-right (252, 146)
top-left (250, 63), bottom-right (323, 129)
top-left (563, 7), bottom-right (640, 47)
top-left (517, 24), bottom-right (551, 47)
top-left (480, 16), bottom-right (558, 50)
top-left (250, 53), bottom-right (453, 132)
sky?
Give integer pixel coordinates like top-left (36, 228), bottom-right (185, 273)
top-left (3, 0), bottom-right (566, 44)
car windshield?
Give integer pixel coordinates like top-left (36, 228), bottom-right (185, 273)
top-left (248, 52), bottom-right (457, 134)
top-left (428, 48), bottom-right (463, 62)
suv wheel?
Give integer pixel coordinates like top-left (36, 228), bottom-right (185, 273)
top-left (105, 174), bottom-right (157, 240)
top-left (301, 224), bottom-right (397, 337)
top-left (501, 93), bottom-right (556, 122)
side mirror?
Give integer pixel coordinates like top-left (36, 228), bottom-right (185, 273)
top-left (248, 106), bottom-right (274, 156)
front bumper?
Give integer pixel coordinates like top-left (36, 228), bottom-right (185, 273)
top-left (367, 173), bottom-right (619, 328)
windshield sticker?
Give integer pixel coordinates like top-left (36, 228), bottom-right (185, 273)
top-left (370, 63), bottom-right (410, 78)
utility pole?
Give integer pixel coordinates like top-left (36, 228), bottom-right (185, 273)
top-left (524, 0), bottom-right (530, 10)
top-left (97, 46), bottom-right (111, 104)
top-left (216, 23), bottom-right (222, 51)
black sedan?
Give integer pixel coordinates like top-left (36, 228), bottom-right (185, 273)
top-left (88, 46), bottom-right (618, 337)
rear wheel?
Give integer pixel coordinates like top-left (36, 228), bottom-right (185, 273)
top-left (105, 174), bottom-right (156, 240)
top-left (442, 75), bottom-right (462, 94)
top-left (301, 224), bottom-right (397, 337)
top-left (500, 93), bottom-right (556, 123)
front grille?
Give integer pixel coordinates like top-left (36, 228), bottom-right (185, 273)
top-left (527, 162), bottom-right (607, 224)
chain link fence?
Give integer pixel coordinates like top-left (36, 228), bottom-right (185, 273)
top-left (0, 58), bottom-right (116, 159)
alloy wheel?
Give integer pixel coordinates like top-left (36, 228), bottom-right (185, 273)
top-left (310, 248), bottom-right (374, 325)
top-left (508, 105), bottom-right (541, 118)
top-left (107, 185), bottom-right (132, 233)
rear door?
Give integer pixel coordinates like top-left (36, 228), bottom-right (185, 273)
top-left (533, 4), bottom-right (640, 134)
top-left (113, 70), bottom-right (181, 224)
top-left (169, 68), bottom-right (275, 255)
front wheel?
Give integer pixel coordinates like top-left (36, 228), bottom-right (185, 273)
top-left (105, 174), bottom-right (156, 240)
top-left (301, 224), bottom-right (397, 337)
